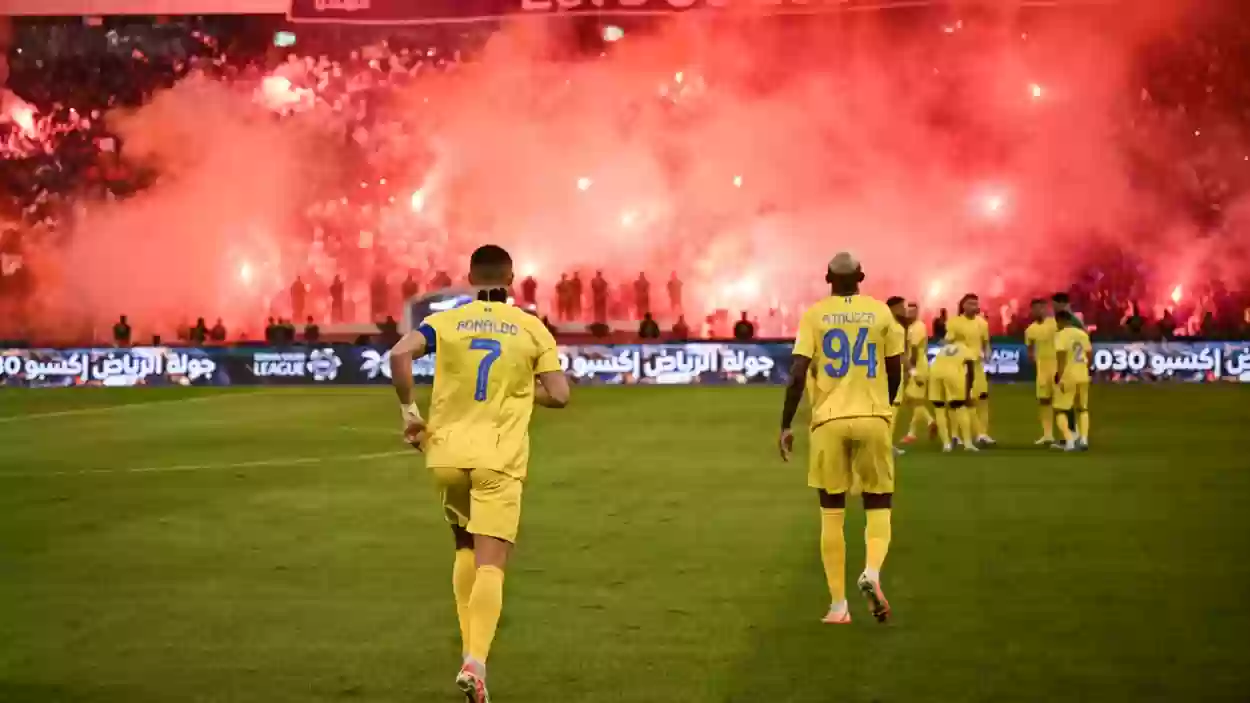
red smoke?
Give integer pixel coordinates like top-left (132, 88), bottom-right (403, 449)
top-left (27, 0), bottom-right (1250, 340)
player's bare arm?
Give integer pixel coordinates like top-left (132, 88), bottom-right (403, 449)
top-left (778, 354), bottom-right (811, 462)
top-left (885, 353), bottom-right (903, 404)
top-left (534, 370), bottom-right (571, 409)
top-left (389, 330), bottom-right (430, 447)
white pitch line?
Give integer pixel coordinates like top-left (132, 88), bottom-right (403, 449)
top-left (337, 425), bottom-right (399, 436)
top-left (0, 449), bottom-right (414, 478)
top-left (0, 391), bottom-right (287, 425)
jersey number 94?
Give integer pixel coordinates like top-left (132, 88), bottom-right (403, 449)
top-left (822, 327), bottom-right (878, 378)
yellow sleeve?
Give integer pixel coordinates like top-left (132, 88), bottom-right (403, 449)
top-left (1053, 330), bottom-right (1069, 361)
top-left (884, 316), bottom-right (905, 358)
top-left (1024, 325), bottom-right (1035, 345)
top-left (793, 310), bottom-right (817, 359)
top-left (943, 319), bottom-right (956, 342)
top-left (907, 324), bottom-right (925, 349)
top-left (980, 318), bottom-right (991, 347)
top-left (529, 318), bottom-right (562, 374)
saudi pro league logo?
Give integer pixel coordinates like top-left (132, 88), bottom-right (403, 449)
top-left (306, 348), bottom-right (342, 381)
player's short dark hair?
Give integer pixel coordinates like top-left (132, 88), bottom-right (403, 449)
top-left (1051, 291), bottom-right (1070, 304)
top-left (1055, 310), bottom-right (1078, 326)
top-left (1031, 298), bottom-right (1046, 306)
top-left (470, 245), bottom-right (512, 269)
top-left (886, 296), bottom-right (905, 308)
top-left (958, 293), bottom-right (978, 310)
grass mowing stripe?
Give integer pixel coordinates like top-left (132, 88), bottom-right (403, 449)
top-left (0, 449), bottom-right (412, 478)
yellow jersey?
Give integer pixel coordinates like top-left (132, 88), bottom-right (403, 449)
top-left (793, 294), bottom-right (905, 427)
top-left (1025, 317), bottom-right (1058, 371)
top-left (945, 314), bottom-right (989, 365)
top-left (906, 320), bottom-right (929, 377)
top-left (931, 342), bottom-right (978, 377)
top-left (1054, 326), bottom-right (1092, 384)
top-left (420, 299), bottom-right (561, 478)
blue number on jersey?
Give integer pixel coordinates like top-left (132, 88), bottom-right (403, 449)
top-left (469, 338), bottom-right (502, 401)
top-left (822, 327), bottom-right (878, 378)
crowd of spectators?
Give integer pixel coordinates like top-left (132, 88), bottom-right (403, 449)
top-left (3, 9), bottom-right (1250, 345)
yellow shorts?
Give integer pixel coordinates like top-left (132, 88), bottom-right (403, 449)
top-left (904, 375), bottom-right (928, 401)
top-left (927, 370), bottom-right (967, 404)
top-left (431, 466), bottom-right (524, 543)
top-left (971, 363), bottom-right (989, 398)
top-left (1053, 380), bottom-right (1090, 412)
top-left (808, 417), bottom-right (895, 495)
top-left (1036, 365), bottom-right (1056, 401)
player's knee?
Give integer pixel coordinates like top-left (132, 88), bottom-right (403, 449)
top-left (862, 492), bottom-right (893, 511)
top-left (472, 534), bottom-right (513, 568)
top-left (452, 525), bottom-right (474, 551)
top-left (818, 490), bottom-right (847, 510)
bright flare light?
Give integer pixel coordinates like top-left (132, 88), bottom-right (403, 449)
top-left (602, 25), bottom-right (624, 42)
top-left (239, 262), bottom-right (253, 284)
top-left (927, 280), bottom-right (944, 301)
top-left (1029, 83), bottom-right (1044, 99)
top-left (733, 175), bottom-right (743, 188)
top-left (8, 102), bottom-right (36, 136)
top-left (577, 177), bottom-right (592, 191)
top-left (410, 190), bottom-right (426, 213)
top-left (1171, 284), bottom-right (1183, 304)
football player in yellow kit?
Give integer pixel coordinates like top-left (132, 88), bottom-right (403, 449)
top-left (389, 245), bottom-right (571, 703)
top-left (896, 301), bottom-right (936, 446)
top-left (779, 252), bottom-right (904, 625)
top-left (1052, 310), bottom-right (1092, 452)
top-left (1024, 298), bottom-right (1059, 445)
top-left (886, 296), bottom-right (910, 455)
top-left (944, 293), bottom-right (996, 446)
top-left (927, 341), bottom-right (979, 452)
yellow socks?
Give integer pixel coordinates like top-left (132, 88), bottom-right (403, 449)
top-left (1078, 410), bottom-right (1089, 440)
top-left (976, 401), bottom-right (990, 437)
top-left (910, 404), bottom-right (934, 437)
top-left (820, 508), bottom-right (847, 604)
top-left (467, 565), bottom-right (505, 664)
top-left (865, 509), bottom-right (892, 575)
top-left (1040, 405), bottom-right (1054, 440)
top-left (955, 407), bottom-right (975, 445)
top-left (452, 549), bottom-right (477, 656)
top-left (934, 408), bottom-right (952, 445)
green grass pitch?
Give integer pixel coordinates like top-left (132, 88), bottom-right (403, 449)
top-left (1, 384), bottom-right (1248, 703)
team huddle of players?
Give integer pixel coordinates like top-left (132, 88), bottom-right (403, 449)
top-left (390, 246), bottom-right (1095, 703)
top-left (888, 292), bottom-right (1094, 453)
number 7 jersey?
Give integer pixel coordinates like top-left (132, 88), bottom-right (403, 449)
top-left (793, 295), bottom-right (905, 428)
top-left (419, 299), bottom-right (562, 478)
